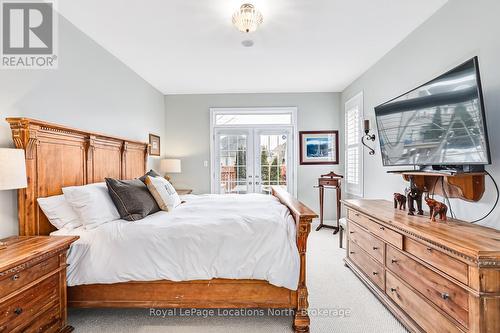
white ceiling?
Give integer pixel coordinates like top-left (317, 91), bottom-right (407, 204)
top-left (58, 0), bottom-right (448, 95)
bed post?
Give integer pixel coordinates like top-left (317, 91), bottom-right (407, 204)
top-left (294, 214), bottom-right (312, 333)
top-left (8, 119), bottom-right (39, 236)
top-left (271, 186), bottom-right (317, 333)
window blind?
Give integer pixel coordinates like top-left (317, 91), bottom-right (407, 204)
top-left (345, 93), bottom-right (363, 196)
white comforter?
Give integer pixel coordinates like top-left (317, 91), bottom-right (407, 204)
top-left (52, 194), bottom-right (300, 290)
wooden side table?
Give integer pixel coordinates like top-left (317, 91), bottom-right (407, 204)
top-left (0, 236), bottom-right (79, 332)
top-left (314, 171), bottom-right (343, 234)
top-left (176, 189), bottom-right (193, 195)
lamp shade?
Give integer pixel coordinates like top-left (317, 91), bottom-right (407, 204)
top-left (161, 159), bottom-right (181, 173)
top-left (0, 148), bottom-right (27, 190)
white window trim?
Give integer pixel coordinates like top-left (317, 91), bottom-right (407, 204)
top-left (209, 107), bottom-right (298, 196)
top-left (344, 92), bottom-right (364, 197)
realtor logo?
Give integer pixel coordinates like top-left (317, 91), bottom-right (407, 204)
top-left (1, 0), bottom-right (58, 69)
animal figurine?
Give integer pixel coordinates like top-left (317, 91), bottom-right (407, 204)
top-left (424, 194), bottom-right (448, 222)
top-left (393, 193), bottom-right (406, 210)
top-left (405, 186), bottom-right (424, 216)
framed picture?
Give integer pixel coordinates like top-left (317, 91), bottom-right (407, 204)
top-left (299, 130), bottom-right (339, 165)
top-left (149, 134), bottom-right (160, 156)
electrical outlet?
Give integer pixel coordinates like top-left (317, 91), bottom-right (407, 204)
top-left (204, 160), bottom-right (208, 167)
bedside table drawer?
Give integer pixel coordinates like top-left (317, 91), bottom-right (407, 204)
top-left (0, 274), bottom-right (59, 332)
top-left (21, 305), bottom-right (61, 333)
top-left (0, 255), bottom-right (59, 299)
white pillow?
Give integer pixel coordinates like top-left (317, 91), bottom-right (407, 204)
top-left (63, 182), bottom-right (120, 229)
top-left (144, 176), bottom-right (181, 211)
top-left (37, 195), bottom-right (82, 230)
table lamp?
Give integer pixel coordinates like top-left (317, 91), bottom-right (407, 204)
top-left (0, 148), bottom-right (28, 250)
top-left (160, 159), bottom-right (181, 181)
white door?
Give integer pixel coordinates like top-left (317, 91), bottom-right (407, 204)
top-left (214, 128), bottom-right (292, 194)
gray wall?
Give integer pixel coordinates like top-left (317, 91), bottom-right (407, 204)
top-left (165, 93), bottom-right (342, 219)
top-left (341, 0), bottom-right (500, 229)
top-left (0, 16), bottom-right (165, 237)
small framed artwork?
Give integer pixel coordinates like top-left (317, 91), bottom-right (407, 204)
top-left (299, 130), bottom-right (339, 165)
top-left (149, 134), bottom-right (161, 156)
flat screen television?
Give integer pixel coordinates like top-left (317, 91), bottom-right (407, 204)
top-left (374, 57), bottom-right (491, 171)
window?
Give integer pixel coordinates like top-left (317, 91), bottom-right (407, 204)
top-left (345, 92), bottom-right (363, 197)
top-left (215, 113), bottom-right (292, 126)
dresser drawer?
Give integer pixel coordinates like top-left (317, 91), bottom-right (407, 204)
top-left (386, 245), bottom-right (468, 327)
top-left (404, 238), bottom-right (468, 284)
top-left (348, 209), bottom-right (403, 249)
top-left (386, 271), bottom-right (463, 333)
top-left (0, 274), bottom-right (59, 332)
top-left (348, 222), bottom-right (384, 263)
top-left (0, 255), bottom-right (59, 299)
top-left (349, 241), bottom-right (385, 290)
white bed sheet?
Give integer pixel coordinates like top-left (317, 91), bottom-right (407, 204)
top-left (52, 193), bottom-right (300, 290)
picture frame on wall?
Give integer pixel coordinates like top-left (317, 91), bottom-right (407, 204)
top-left (149, 134), bottom-right (161, 156)
top-left (299, 130), bottom-right (339, 165)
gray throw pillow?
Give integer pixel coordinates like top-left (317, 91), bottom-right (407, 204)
top-left (105, 178), bottom-right (160, 221)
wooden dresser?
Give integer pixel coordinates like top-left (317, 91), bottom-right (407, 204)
top-left (0, 236), bottom-right (78, 333)
top-left (344, 199), bottom-right (500, 333)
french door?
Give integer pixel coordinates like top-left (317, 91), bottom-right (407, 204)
top-left (214, 128), bottom-right (293, 194)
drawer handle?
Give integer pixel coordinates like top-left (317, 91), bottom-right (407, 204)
top-left (372, 272), bottom-right (378, 276)
top-left (426, 247), bottom-right (433, 252)
top-left (379, 226), bottom-right (385, 231)
top-left (349, 231), bottom-right (355, 234)
top-left (11, 274), bottom-right (20, 281)
top-left (391, 259), bottom-right (398, 264)
top-left (390, 288), bottom-right (397, 292)
top-left (441, 292), bottom-right (449, 300)
top-left (14, 307), bottom-right (22, 315)
top-left (349, 251), bottom-right (355, 254)
top-left (354, 213), bottom-right (360, 217)
top-left (372, 246), bottom-right (379, 250)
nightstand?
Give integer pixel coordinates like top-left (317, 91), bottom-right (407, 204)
top-left (176, 189), bottom-right (193, 195)
top-left (0, 236), bottom-right (78, 332)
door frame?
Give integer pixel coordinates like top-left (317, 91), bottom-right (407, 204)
top-left (209, 107), bottom-right (298, 196)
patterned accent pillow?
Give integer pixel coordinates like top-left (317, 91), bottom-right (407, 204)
top-left (144, 176), bottom-right (181, 211)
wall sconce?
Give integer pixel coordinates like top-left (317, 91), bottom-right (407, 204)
top-left (362, 119), bottom-right (376, 155)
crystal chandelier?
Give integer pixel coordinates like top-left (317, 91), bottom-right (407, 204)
top-left (232, 3), bottom-right (263, 33)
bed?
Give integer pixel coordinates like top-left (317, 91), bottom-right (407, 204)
top-left (7, 117), bottom-right (317, 333)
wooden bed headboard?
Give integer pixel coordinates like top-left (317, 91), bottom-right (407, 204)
top-left (6, 118), bottom-right (149, 236)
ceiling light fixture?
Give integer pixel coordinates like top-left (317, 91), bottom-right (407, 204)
top-left (232, 3), bottom-right (263, 33)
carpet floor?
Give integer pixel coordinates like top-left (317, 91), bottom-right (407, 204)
top-left (68, 223), bottom-right (408, 333)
